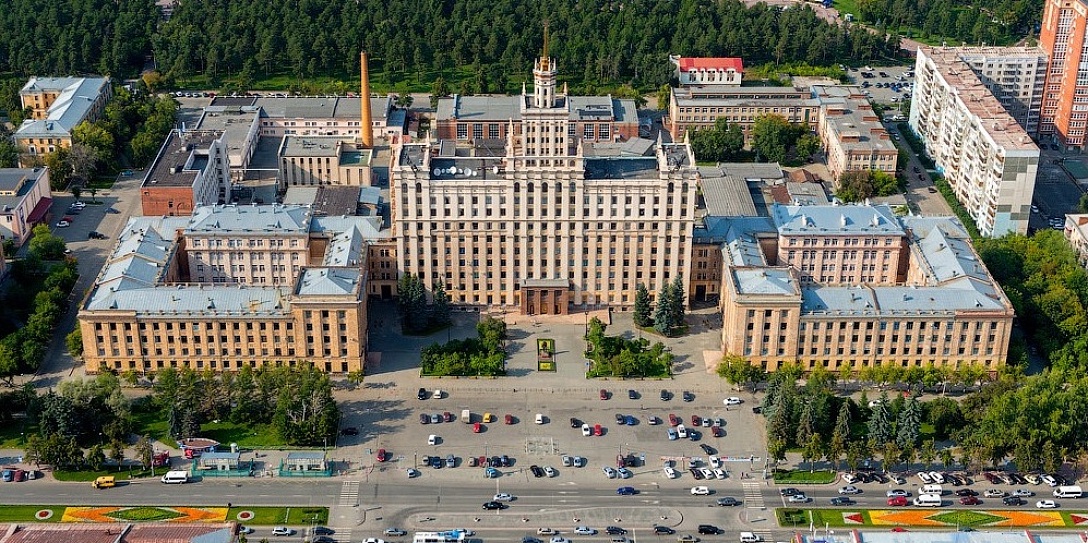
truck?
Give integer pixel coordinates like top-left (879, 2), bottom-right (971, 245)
top-left (152, 451), bottom-right (170, 467)
top-left (462, 409), bottom-right (471, 423)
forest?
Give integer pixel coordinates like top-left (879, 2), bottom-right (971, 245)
top-left (849, 0), bottom-right (1040, 47)
top-left (2, 0), bottom-right (902, 91)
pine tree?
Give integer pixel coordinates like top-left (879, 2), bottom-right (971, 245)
top-left (667, 276), bottom-right (686, 336)
top-left (895, 396), bottom-right (921, 451)
top-left (430, 281), bottom-right (451, 327)
top-left (653, 283), bottom-right (673, 336)
top-left (834, 400), bottom-right (853, 440)
top-left (796, 398), bottom-right (816, 447)
top-left (633, 283), bottom-right (652, 327)
top-left (867, 394), bottom-right (893, 447)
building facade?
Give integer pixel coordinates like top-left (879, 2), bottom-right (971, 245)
top-left (669, 55), bottom-right (744, 86)
top-left (1040, 0), bottom-right (1088, 148)
top-left (716, 204), bottom-right (1015, 372)
top-left (953, 47), bottom-right (1047, 135)
top-left (140, 130), bottom-right (233, 217)
top-left (392, 51), bottom-right (698, 314)
top-left (0, 167), bottom-right (53, 245)
top-left (668, 85), bottom-right (819, 141)
top-left (910, 46), bottom-right (1040, 237)
top-left (278, 136), bottom-right (373, 189)
top-left (813, 85), bottom-right (899, 180)
top-left (1064, 213), bottom-right (1088, 266)
top-left (14, 76), bottom-right (112, 160)
top-left (78, 205), bottom-right (385, 374)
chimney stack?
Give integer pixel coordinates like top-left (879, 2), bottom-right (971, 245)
top-left (360, 51), bottom-right (373, 147)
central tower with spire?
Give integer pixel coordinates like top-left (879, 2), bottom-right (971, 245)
top-left (519, 22), bottom-right (572, 163)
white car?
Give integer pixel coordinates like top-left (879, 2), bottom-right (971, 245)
top-left (929, 471), bottom-right (945, 484)
top-left (582, 424), bottom-right (592, 437)
top-left (494, 493), bottom-right (514, 501)
top-left (663, 466), bottom-right (678, 479)
top-left (886, 489), bottom-right (909, 498)
top-left (602, 466), bottom-right (618, 479)
top-left (56, 220), bottom-right (71, 228)
top-left (838, 485), bottom-right (861, 495)
top-left (677, 424), bottom-right (688, 438)
top-left (713, 468), bottom-right (727, 480)
top-left (550, 538), bottom-right (571, 543)
top-left (272, 527), bottom-right (293, 536)
top-left (723, 397), bottom-right (743, 406)
top-left (239, 526), bottom-right (254, 534)
top-left (405, 468), bottom-right (420, 478)
top-left (842, 473), bottom-right (857, 484)
top-left (363, 539), bottom-right (387, 543)
top-left (648, 416), bottom-right (661, 425)
top-left (984, 489), bottom-right (1007, 498)
top-left (1012, 489), bottom-right (1035, 497)
top-left (561, 455), bottom-right (572, 467)
top-left (617, 467), bottom-right (633, 479)
top-left (70, 201), bottom-right (86, 209)
top-left (432, 389), bottom-right (443, 399)
top-left (574, 527), bottom-right (597, 535)
top-left (1041, 474), bottom-right (1058, 487)
top-left (699, 468), bottom-right (714, 479)
top-left (667, 428), bottom-right (678, 440)
top-left (536, 413), bottom-right (545, 424)
top-left (787, 493), bottom-right (810, 503)
top-left (1037, 500), bottom-right (1059, 509)
top-left (544, 466), bottom-right (557, 477)
top-left (537, 528), bottom-right (556, 535)
top-left (691, 486), bottom-right (711, 495)
top-left (428, 434), bottom-right (438, 445)
top-left (709, 456), bottom-right (721, 469)
top-left (573, 456), bottom-right (586, 468)
top-left (917, 472), bottom-right (933, 484)
top-left (385, 529), bottom-right (408, 536)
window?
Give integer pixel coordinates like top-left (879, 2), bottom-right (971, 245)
top-left (583, 125), bottom-right (594, 139)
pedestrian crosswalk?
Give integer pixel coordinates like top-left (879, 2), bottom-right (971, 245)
top-left (742, 481), bottom-right (765, 509)
top-left (339, 480), bottom-right (360, 507)
top-left (334, 529), bottom-right (353, 543)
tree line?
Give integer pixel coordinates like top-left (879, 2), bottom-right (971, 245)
top-left (419, 317), bottom-right (508, 376)
top-left (850, 0), bottom-right (1038, 47)
top-left (3, 0), bottom-right (901, 91)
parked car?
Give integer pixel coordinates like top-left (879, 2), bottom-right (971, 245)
top-left (272, 527), bottom-right (293, 536)
top-left (340, 427), bottom-right (359, 436)
top-left (600, 389), bottom-right (610, 400)
top-left (628, 389), bottom-right (638, 399)
top-left (376, 449), bottom-right (388, 462)
top-left (384, 529), bottom-right (408, 537)
top-left (682, 391), bottom-right (695, 402)
top-left (602, 467), bottom-right (617, 479)
top-left (653, 526), bottom-right (675, 535)
top-left (505, 414), bottom-right (514, 425)
top-left (530, 465), bottom-right (545, 478)
top-left (660, 389), bottom-right (671, 401)
top-left (417, 388), bottom-right (428, 400)
top-left (723, 397), bottom-right (743, 406)
top-left (443, 411), bottom-right (454, 422)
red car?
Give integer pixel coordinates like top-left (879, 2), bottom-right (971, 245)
top-left (376, 448), bottom-right (388, 462)
top-left (599, 389), bottom-right (609, 400)
top-left (669, 414), bottom-right (680, 426)
top-left (443, 411), bottom-right (454, 422)
top-left (960, 496), bottom-right (981, 506)
top-left (473, 422), bottom-right (482, 433)
top-left (691, 415), bottom-right (702, 426)
top-left (594, 424), bottom-right (603, 436)
top-left (478, 456), bottom-right (487, 466)
top-left (887, 497), bottom-right (908, 507)
top-left (505, 414), bottom-right (514, 425)
top-left (710, 425), bottom-right (723, 437)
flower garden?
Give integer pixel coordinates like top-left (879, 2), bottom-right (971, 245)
top-left (779, 508), bottom-right (1088, 529)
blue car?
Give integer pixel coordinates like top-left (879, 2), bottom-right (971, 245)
top-left (624, 415), bottom-right (637, 426)
top-left (617, 486), bottom-right (636, 495)
top-left (430, 456), bottom-right (443, 468)
top-left (485, 467), bottom-right (500, 478)
top-left (0, 470), bottom-right (11, 482)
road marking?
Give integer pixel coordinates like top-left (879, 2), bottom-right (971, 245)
top-left (743, 482), bottom-right (765, 510)
top-left (339, 480), bottom-right (360, 507)
top-left (334, 529), bottom-right (352, 543)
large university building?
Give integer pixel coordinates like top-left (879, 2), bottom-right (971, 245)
top-left (393, 49), bottom-right (697, 314)
top-left (78, 204), bottom-right (385, 374)
top-left (708, 204), bottom-right (1014, 372)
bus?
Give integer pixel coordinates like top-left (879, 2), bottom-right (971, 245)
top-left (413, 531), bottom-right (469, 543)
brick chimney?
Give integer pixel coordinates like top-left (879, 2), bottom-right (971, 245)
top-left (360, 51), bottom-right (373, 147)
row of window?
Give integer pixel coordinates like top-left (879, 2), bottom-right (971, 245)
top-left (102, 360), bottom-right (354, 372)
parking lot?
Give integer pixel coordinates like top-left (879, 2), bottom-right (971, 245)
top-left (337, 308), bottom-right (767, 488)
top-left (844, 64), bottom-right (914, 107)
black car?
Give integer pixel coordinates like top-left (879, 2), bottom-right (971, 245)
top-left (830, 497), bottom-right (855, 506)
top-left (570, 417), bottom-right (581, 428)
top-left (690, 468), bottom-right (704, 480)
top-left (955, 489), bottom-right (978, 497)
top-left (312, 527), bottom-right (335, 535)
top-left (780, 487), bottom-right (800, 496)
top-left (660, 389), bottom-right (671, 401)
top-left (417, 387), bottom-right (428, 400)
top-left (340, 427), bottom-right (359, 436)
top-left (522, 538), bottom-right (543, 543)
top-left (312, 537), bottom-right (335, 543)
top-left (1003, 496), bottom-right (1025, 506)
top-left (688, 430), bottom-right (701, 441)
top-left (615, 413), bottom-right (626, 424)
top-left (751, 406), bottom-right (762, 414)
top-left (482, 501), bottom-right (506, 510)
top-left (105, 207), bottom-right (121, 214)
top-left (430, 456), bottom-right (443, 468)
top-left (717, 497), bottom-right (741, 507)
top-left (682, 391), bottom-right (695, 402)
top-left (490, 455), bottom-right (501, 468)
top-left (653, 526), bottom-right (675, 535)
top-left (530, 465), bottom-right (545, 477)
top-left (697, 525), bottom-right (722, 535)
top-left (699, 444), bottom-right (715, 455)
top-left (500, 454), bottom-right (511, 467)
top-left (628, 389), bottom-right (638, 400)
top-left (606, 527), bottom-right (628, 535)
top-left (419, 413), bottom-right (429, 424)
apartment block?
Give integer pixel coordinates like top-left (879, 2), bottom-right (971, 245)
top-left (669, 55), bottom-right (744, 86)
top-left (14, 76), bottom-right (112, 160)
top-left (278, 136), bottom-right (373, 189)
top-left (140, 130), bottom-right (232, 217)
top-left (1040, 0), bottom-right (1088, 147)
top-left (0, 167), bottom-right (53, 245)
top-left (813, 85), bottom-right (899, 180)
top-left (78, 204), bottom-right (386, 374)
top-left (910, 46), bottom-right (1040, 237)
top-left (953, 47), bottom-right (1047, 134)
top-left (716, 204), bottom-right (1014, 372)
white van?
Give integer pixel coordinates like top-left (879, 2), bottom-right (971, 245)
top-left (160, 470), bottom-right (189, 484)
top-left (913, 494), bottom-right (942, 507)
top-left (740, 533), bottom-right (763, 543)
top-left (921, 484), bottom-right (943, 495)
top-left (1054, 485), bottom-right (1083, 498)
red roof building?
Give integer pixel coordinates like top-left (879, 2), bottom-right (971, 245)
top-left (669, 55), bottom-right (744, 86)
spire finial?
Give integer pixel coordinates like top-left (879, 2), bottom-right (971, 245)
top-left (541, 22), bottom-right (550, 71)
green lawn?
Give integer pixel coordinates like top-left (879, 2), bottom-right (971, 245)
top-left (0, 421), bottom-right (32, 448)
top-left (0, 505), bottom-right (63, 523)
top-left (52, 467), bottom-right (154, 482)
top-left (133, 406), bottom-right (287, 449)
top-left (229, 506), bottom-right (329, 525)
top-left (772, 469), bottom-right (837, 484)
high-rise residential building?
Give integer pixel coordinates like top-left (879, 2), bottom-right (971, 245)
top-left (952, 47), bottom-right (1047, 134)
top-left (910, 46), bottom-right (1040, 237)
top-left (1040, 0), bottom-right (1088, 148)
top-left (392, 49), bottom-right (698, 315)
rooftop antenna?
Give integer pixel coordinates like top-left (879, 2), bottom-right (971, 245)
top-left (542, 21), bottom-right (550, 71)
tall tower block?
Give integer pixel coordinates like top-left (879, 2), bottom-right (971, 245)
top-left (360, 51), bottom-right (374, 147)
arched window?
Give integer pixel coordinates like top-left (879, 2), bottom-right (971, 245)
top-left (541, 183), bottom-right (548, 192)
top-left (527, 183), bottom-right (534, 193)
